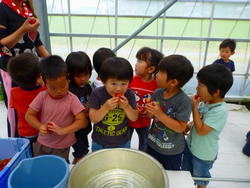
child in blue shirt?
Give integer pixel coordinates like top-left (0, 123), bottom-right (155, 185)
top-left (213, 38), bottom-right (236, 73)
top-left (182, 63), bottom-right (233, 188)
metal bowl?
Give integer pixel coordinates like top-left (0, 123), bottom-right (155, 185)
top-left (67, 148), bottom-right (169, 188)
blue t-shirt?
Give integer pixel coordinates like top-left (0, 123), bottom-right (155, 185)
top-left (186, 102), bottom-right (228, 160)
top-left (213, 58), bottom-right (235, 72)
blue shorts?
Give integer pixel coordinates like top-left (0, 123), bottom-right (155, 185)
top-left (181, 143), bottom-right (217, 186)
top-left (92, 140), bottom-right (131, 152)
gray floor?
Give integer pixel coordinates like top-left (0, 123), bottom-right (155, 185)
top-left (0, 101), bottom-right (250, 187)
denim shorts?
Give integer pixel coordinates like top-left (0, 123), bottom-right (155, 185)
top-left (181, 143), bottom-right (217, 186)
top-left (92, 140), bottom-right (131, 152)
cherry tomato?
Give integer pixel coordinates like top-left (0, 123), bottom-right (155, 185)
top-left (138, 106), bottom-right (145, 113)
top-left (115, 93), bottom-right (122, 98)
top-left (145, 98), bottom-right (152, 103)
top-left (46, 123), bottom-right (53, 134)
top-left (29, 19), bottom-right (36, 25)
top-left (195, 94), bottom-right (200, 99)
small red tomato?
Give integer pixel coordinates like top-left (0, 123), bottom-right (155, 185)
top-left (195, 94), bottom-right (200, 99)
top-left (115, 93), bottom-right (122, 98)
top-left (29, 19), bottom-right (36, 25)
top-left (46, 123), bottom-right (53, 134)
top-left (138, 106), bottom-right (145, 113)
top-left (145, 98), bottom-right (152, 103)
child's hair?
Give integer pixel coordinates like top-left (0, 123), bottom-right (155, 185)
top-left (100, 57), bottom-right (133, 83)
top-left (7, 52), bottom-right (40, 86)
top-left (197, 63), bottom-right (233, 98)
top-left (158, 55), bottom-right (194, 88)
top-left (40, 55), bottom-right (68, 84)
top-left (219, 38), bottom-right (236, 52)
top-left (136, 47), bottom-right (164, 74)
top-left (93, 47), bottom-right (116, 74)
top-left (66, 51), bottom-right (92, 85)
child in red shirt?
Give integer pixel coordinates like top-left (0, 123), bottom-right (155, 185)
top-left (128, 47), bottom-right (163, 151)
top-left (7, 53), bottom-right (46, 155)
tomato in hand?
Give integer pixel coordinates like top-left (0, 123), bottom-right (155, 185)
top-left (138, 106), bottom-right (145, 113)
top-left (29, 19), bottom-right (36, 25)
top-left (46, 123), bottom-right (53, 134)
top-left (195, 94), bottom-right (200, 99)
top-left (115, 93), bottom-right (122, 98)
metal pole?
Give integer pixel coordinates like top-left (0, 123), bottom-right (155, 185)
top-left (33, 0), bottom-right (51, 54)
top-left (203, 0), bottom-right (216, 67)
top-left (67, 0), bottom-right (73, 52)
top-left (115, 0), bottom-right (118, 54)
top-left (113, 0), bottom-right (178, 53)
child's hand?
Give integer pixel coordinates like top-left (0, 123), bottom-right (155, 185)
top-left (104, 97), bottom-right (119, 110)
top-left (118, 95), bottom-right (130, 110)
top-left (145, 101), bottom-right (161, 116)
top-left (46, 121), bottom-right (64, 135)
top-left (184, 121), bottom-right (193, 135)
top-left (39, 124), bottom-right (48, 135)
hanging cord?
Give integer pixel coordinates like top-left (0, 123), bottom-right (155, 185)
top-left (85, 0), bottom-right (101, 51)
top-left (174, 0), bottom-right (198, 54)
top-left (127, 0), bottom-right (152, 60)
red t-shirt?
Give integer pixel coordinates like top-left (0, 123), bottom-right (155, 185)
top-left (128, 75), bottom-right (158, 128)
top-left (10, 85), bottom-right (46, 136)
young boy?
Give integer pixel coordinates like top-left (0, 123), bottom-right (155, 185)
top-left (145, 55), bottom-right (194, 170)
top-left (7, 53), bottom-right (46, 150)
top-left (25, 55), bottom-right (87, 163)
top-left (91, 47), bottom-right (116, 90)
top-left (88, 57), bottom-right (138, 152)
top-left (182, 64), bottom-right (233, 188)
top-left (213, 38), bottom-right (236, 73)
top-left (128, 47), bottom-right (163, 152)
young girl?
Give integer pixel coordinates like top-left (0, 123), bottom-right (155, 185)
top-left (128, 47), bottom-right (163, 152)
top-left (66, 51), bottom-right (92, 164)
top-left (88, 57), bottom-right (138, 152)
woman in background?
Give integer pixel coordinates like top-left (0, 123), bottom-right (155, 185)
top-left (0, 0), bottom-right (49, 137)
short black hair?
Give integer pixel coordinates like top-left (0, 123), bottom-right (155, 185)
top-left (136, 47), bottom-right (164, 74)
top-left (197, 63), bottom-right (233, 98)
top-left (100, 57), bottom-right (133, 83)
top-left (66, 51), bottom-right (92, 85)
top-left (93, 47), bottom-right (116, 74)
top-left (40, 55), bottom-right (68, 84)
top-left (219, 38), bottom-right (236, 52)
top-left (158, 55), bottom-right (194, 88)
top-left (7, 53), bottom-right (40, 86)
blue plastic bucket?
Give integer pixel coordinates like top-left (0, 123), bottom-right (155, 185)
top-left (8, 155), bottom-right (69, 188)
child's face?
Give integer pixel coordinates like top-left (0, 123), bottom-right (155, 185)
top-left (219, 47), bottom-right (234, 62)
top-left (135, 59), bottom-right (149, 76)
top-left (196, 81), bottom-right (214, 102)
top-left (45, 75), bottom-right (69, 99)
top-left (74, 72), bottom-right (90, 87)
top-left (156, 70), bottom-right (169, 88)
top-left (103, 78), bottom-right (130, 97)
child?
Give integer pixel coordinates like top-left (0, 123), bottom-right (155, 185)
top-left (128, 47), bottom-right (163, 152)
top-left (181, 63), bottom-right (233, 188)
top-left (145, 55), bottom-right (194, 170)
top-left (7, 53), bottom-right (46, 152)
top-left (91, 47), bottom-right (116, 90)
top-left (25, 55), bottom-right (87, 163)
top-left (213, 38), bottom-right (236, 73)
top-left (88, 57), bottom-right (138, 152)
top-left (66, 51), bottom-right (92, 164)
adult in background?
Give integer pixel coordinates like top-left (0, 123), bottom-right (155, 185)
top-left (0, 0), bottom-right (49, 137)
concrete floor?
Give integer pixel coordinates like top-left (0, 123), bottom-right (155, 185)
top-left (0, 101), bottom-right (250, 187)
